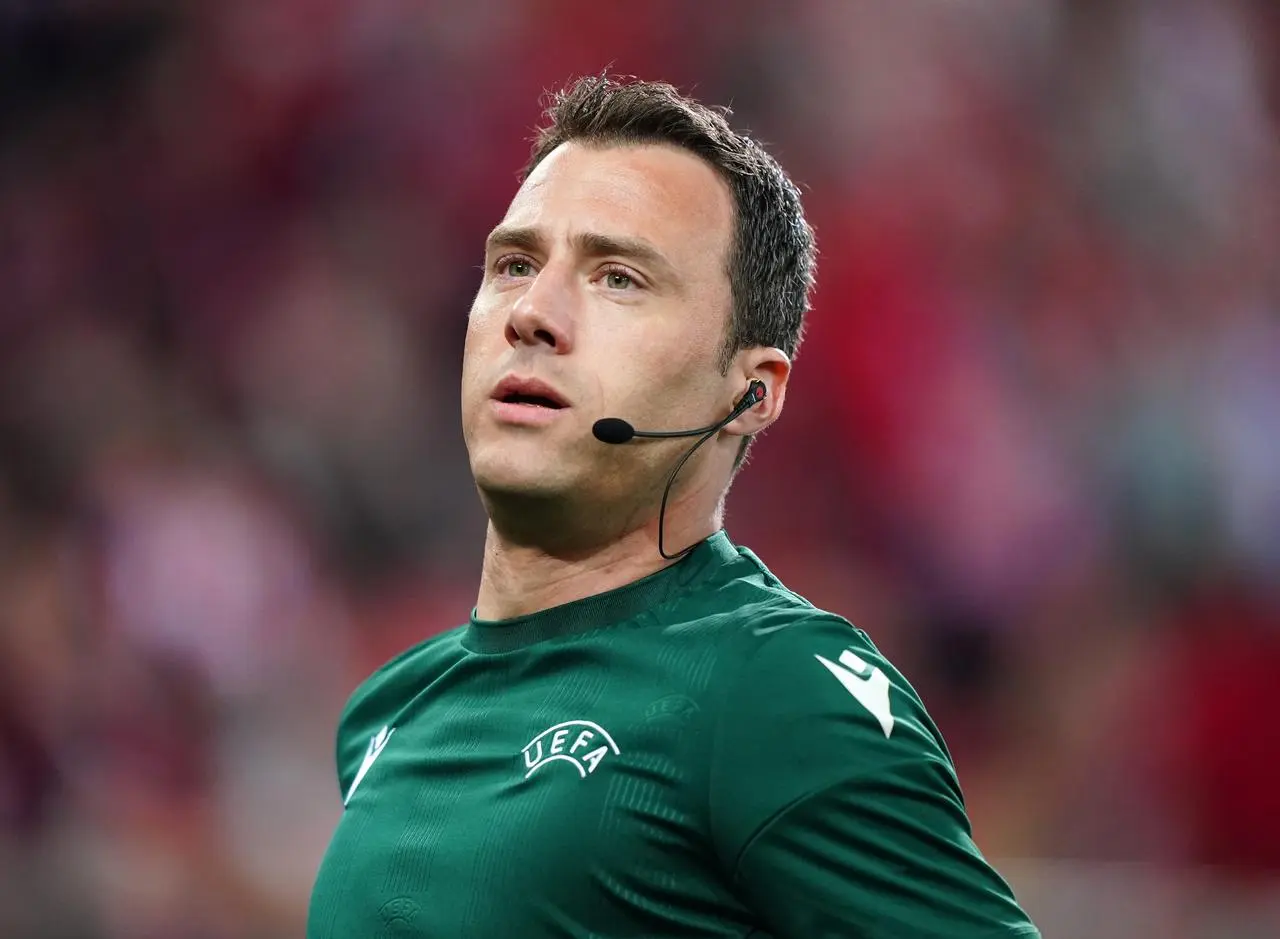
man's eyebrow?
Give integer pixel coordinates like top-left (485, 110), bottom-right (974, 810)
top-left (571, 231), bottom-right (677, 281)
top-left (484, 225), bottom-right (544, 255)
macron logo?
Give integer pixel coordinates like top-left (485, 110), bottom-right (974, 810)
top-left (815, 649), bottom-right (895, 738)
top-left (344, 725), bottom-right (395, 806)
top-left (522, 720), bottom-right (620, 779)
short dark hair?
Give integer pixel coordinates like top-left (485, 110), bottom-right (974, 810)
top-left (523, 74), bottom-right (817, 379)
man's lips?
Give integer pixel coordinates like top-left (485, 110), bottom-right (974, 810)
top-left (491, 375), bottom-right (570, 409)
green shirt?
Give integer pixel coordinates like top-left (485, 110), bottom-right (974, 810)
top-left (307, 531), bottom-right (1039, 938)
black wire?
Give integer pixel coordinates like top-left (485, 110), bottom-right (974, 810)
top-left (656, 423), bottom-right (724, 560)
top-left (644, 380), bottom-right (765, 559)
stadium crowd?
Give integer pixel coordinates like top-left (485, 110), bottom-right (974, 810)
top-left (1, 1), bottom-right (1277, 936)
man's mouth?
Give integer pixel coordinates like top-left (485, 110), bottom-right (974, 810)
top-left (492, 376), bottom-right (570, 410)
top-left (499, 392), bottom-right (565, 410)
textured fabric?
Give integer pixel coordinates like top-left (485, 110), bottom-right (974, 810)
top-left (307, 530), bottom-right (1039, 938)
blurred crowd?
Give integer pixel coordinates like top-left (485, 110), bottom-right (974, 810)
top-left (1, 1), bottom-right (1278, 936)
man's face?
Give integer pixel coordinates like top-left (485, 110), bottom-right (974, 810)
top-left (461, 141), bottom-right (737, 508)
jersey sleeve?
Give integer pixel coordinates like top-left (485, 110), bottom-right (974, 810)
top-left (708, 611), bottom-right (1039, 939)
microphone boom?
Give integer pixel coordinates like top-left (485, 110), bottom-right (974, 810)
top-left (589, 380), bottom-right (767, 559)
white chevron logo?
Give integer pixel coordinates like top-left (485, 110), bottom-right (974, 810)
top-left (815, 650), bottom-right (895, 738)
top-left (345, 725), bottom-right (395, 805)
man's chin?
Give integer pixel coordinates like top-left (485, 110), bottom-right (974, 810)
top-left (475, 476), bottom-right (566, 502)
top-left (471, 460), bottom-right (573, 502)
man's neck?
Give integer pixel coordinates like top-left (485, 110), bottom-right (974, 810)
top-left (473, 498), bottom-right (722, 621)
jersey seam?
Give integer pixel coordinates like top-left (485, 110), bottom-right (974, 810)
top-left (726, 777), bottom-right (847, 882)
top-left (727, 780), bottom-right (1041, 939)
top-left (707, 606), bottom-right (855, 879)
top-left (726, 746), bottom-right (968, 882)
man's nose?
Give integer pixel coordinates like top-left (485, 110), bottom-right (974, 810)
top-left (505, 266), bottom-right (575, 352)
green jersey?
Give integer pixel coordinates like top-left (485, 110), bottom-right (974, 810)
top-left (307, 531), bottom-right (1039, 938)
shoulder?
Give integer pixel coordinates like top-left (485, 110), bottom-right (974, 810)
top-left (688, 548), bottom-right (909, 710)
top-left (341, 624), bottom-right (469, 723)
top-left (336, 625), bottom-right (469, 758)
top-left (696, 571), bottom-right (971, 869)
top-left (692, 559), bottom-right (1038, 936)
top-left (710, 597), bottom-right (927, 741)
top-left (687, 547), bottom-right (949, 773)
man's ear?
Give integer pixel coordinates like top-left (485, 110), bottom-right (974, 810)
top-left (724, 347), bottom-right (790, 440)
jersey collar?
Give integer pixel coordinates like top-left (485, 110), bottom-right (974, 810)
top-left (462, 529), bottom-right (739, 654)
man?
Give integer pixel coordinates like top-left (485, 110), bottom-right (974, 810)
top-left (307, 75), bottom-right (1040, 938)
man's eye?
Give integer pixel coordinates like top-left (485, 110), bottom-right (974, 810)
top-left (496, 256), bottom-right (534, 278)
top-left (604, 271), bottom-right (633, 290)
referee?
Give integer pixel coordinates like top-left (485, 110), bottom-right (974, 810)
top-left (307, 74), bottom-right (1040, 939)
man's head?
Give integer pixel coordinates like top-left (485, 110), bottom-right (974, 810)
top-left (460, 75), bottom-right (816, 546)
top-left (523, 75), bottom-right (817, 380)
